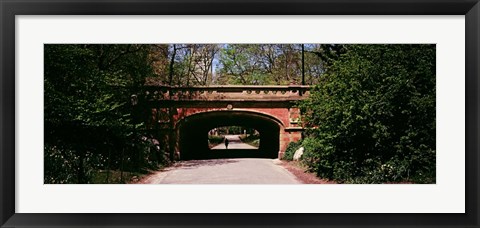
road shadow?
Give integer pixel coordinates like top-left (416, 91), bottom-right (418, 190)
top-left (180, 148), bottom-right (277, 160)
top-left (175, 159), bottom-right (239, 169)
top-left (207, 149), bottom-right (272, 159)
top-left (211, 146), bottom-right (259, 150)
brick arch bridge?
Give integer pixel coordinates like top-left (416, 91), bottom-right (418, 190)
top-left (142, 85), bottom-right (310, 160)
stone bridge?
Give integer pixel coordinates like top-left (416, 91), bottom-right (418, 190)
top-left (141, 84), bottom-right (310, 160)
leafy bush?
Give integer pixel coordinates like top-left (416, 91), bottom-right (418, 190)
top-left (208, 135), bottom-right (224, 146)
top-left (300, 44), bottom-right (436, 183)
top-left (239, 133), bottom-right (259, 141)
top-left (44, 145), bottom-right (79, 184)
top-left (282, 140), bottom-right (303, 160)
top-left (299, 137), bottom-right (325, 172)
top-left (44, 144), bottom-right (105, 184)
top-left (239, 134), bottom-right (260, 148)
top-left (44, 45), bottom-right (171, 184)
top-left (250, 139), bottom-right (260, 148)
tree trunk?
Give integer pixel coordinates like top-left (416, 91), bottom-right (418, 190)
top-left (168, 44), bottom-right (177, 86)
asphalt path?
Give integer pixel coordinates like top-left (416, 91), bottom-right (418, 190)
top-left (211, 135), bottom-right (257, 150)
top-left (140, 158), bottom-right (301, 184)
top-left (139, 135), bottom-right (300, 184)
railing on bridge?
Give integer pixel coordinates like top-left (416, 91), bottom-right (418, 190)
top-left (143, 85), bottom-right (311, 102)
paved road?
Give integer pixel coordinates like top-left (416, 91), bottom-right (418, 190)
top-left (140, 158), bottom-right (301, 184)
top-left (211, 135), bottom-right (257, 150)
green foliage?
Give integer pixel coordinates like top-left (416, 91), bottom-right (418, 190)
top-left (44, 144), bottom-right (106, 184)
top-left (44, 44), bottom-right (168, 184)
top-left (298, 137), bottom-right (324, 171)
top-left (208, 135), bottom-right (225, 146)
top-left (44, 145), bottom-right (79, 184)
top-left (239, 133), bottom-right (259, 141)
top-left (44, 44), bottom-right (153, 127)
top-left (91, 170), bottom-right (146, 184)
top-left (282, 140), bottom-right (303, 161)
top-left (239, 134), bottom-right (261, 148)
top-left (215, 44), bottom-right (325, 85)
top-left (225, 126), bottom-right (243, 135)
top-left (250, 139), bottom-right (260, 148)
top-left (299, 44), bottom-right (436, 183)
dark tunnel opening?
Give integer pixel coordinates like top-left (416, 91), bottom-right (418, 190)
top-left (178, 111), bottom-right (281, 160)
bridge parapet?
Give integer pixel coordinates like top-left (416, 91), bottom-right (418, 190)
top-left (143, 85), bottom-right (310, 102)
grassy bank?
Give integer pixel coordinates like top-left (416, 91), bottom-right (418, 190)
top-left (208, 135), bottom-right (224, 148)
top-left (239, 134), bottom-right (260, 148)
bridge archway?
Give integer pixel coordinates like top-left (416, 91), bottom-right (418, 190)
top-left (177, 110), bottom-right (284, 160)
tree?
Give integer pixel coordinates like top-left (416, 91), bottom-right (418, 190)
top-left (214, 44), bottom-right (323, 85)
top-left (44, 44), bottom-right (159, 183)
top-left (299, 44), bottom-right (436, 183)
top-left (215, 44), bottom-right (264, 85)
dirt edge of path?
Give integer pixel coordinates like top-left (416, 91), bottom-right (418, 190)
top-left (278, 160), bottom-right (336, 184)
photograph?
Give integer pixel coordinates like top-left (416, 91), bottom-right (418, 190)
top-left (44, 44), bottom-right (436, 184)
top-left (2, 0), bottom-right (478, 226)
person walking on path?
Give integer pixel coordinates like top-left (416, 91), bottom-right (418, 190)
top-left (224, 138), bottom-right (229, 149)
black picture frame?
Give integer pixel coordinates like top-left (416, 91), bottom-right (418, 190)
top-left (1, 0), bottom-right (479, 227)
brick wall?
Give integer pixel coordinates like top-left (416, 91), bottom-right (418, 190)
top-left (149, 106), bottom-right (303, 158)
